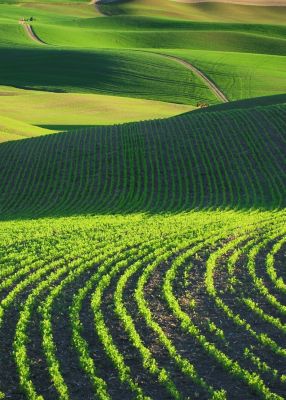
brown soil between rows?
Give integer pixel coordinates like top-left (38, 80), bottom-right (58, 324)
top-left (182, 247), bottom-right (286, 393)
top-left (98, 264), bottom-right (175, 399)
top-left (0, 304), bottom-right (27, 399)
top-left (141, 249), bottom-right (262, 399)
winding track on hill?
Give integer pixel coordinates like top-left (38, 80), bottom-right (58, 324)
top-left (20, 22), bottom-right (45, 45)
top-left (163, 54), bottom-right (228, 103)
top-left (20, 21), bottom-right (228, 104)
top-left (147, 52), bottom-right (229, 103)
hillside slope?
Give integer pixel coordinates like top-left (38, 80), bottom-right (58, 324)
top-left (0, 48), bottom-right (218, 106)
top-left (0, 86), bottom-right (194, 141)
top-left (0, 2), bottom-right (286, 400)
top-left (0, 101), bottom-right (285, 219)
top-left (95, 0), bottom-right (286, 23)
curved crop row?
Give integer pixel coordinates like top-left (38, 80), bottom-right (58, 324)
top-left (0, 104), bottom-right (285, 218)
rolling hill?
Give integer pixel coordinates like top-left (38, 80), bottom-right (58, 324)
top-left (0, 97), bottom-right (286, 400)
top-left (0, 99), bottom-right (285, 218)
top-left (0, 86), bottom-right (194, 141)
top-left (0, 0), bottom-right (285, 134)
top-left (0, 1), bottom-right (285, 400)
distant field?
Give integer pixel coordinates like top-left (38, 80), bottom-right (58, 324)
top-left (29, 23), bottom-right (286, 55)
top-left (0, 48), bottom-right (219, 105)
top-left (96, 0), bottom-right (286, 23)
top-left (164, 50), bottom-right (286, 100)
top-left (0, 46), bottom-right (285, 133)
top-left (175, 0), bottom-right (286, 5)
top-left (1, 0), bottom-right (285, 24)
top-left (0, 0), bottom-right (285, 133)
top-left (0, 86), bottom-right (194, 141)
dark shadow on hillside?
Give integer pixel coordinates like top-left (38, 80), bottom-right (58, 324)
top-left (76, 17), bottom-right (286, 38)
top-left (0, 101), bottom-right (285, 221)
top-left (0, 47), bottom-right (207, 106)
top-left (0, 47), bottom-right (131, 95)
top-left (97, 0), bottom-right (134, 16)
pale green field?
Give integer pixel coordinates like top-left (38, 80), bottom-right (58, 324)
top-left (0, 116), bottom-right (51, 142)
top-left (0, 86), bottom-right (194, 141)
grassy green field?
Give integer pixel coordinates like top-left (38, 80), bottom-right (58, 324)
top-left (0, 115), bottom-right (51, 142)
top-left (0, 86), bottom-right (194, 140)
top-left (0, 48), bottom-right (218, 103)
top-left (93, 0), bottom-right (286, 23)
top-left (0, 0), bottom-right (285, 138)
top-left (0, 1), bottom-right (286, 399)
top-left (163, 50), bottom-right (286, 100)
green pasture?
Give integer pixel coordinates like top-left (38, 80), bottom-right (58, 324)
top-left (0, 0), bottom-right (285, 133)
top-left (28, 24), bottom-right (286, 55)
top-left (1, 3), bottom-right (285, 55)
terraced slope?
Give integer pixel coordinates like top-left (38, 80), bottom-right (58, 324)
top-left (0, 102), bottom-right (285, 218)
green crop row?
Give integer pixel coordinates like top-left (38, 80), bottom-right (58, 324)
top-left (0, 104), bottom-right (285, 219)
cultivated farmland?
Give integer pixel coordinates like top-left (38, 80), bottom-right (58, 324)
top-left (0, 0), bottom-right (285, 399)
top-left (0, 102), bottom-right (285, 217)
